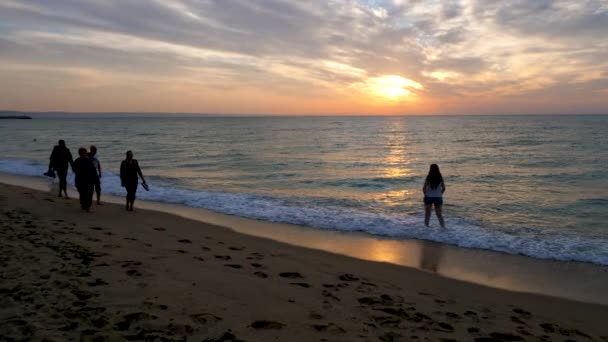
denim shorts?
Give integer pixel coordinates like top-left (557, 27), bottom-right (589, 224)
top-left (424, 197), bottom-right (443, 205)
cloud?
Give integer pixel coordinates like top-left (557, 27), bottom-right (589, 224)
top-left (0, 0), bottom-right (606, 114)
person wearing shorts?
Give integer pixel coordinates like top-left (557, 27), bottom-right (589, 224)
top-left (89, 145), bottom-right (102, 205)
top-left (422, 164), bottom-right (446, 228)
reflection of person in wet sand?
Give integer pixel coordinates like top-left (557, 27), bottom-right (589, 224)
top-left (423, 164), bottom-right (446, 228)
top-left (419, 242), bottom-right (443, 273)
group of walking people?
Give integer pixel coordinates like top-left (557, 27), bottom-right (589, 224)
top-left (46, 140), bottom-right (147, 212)
top-left (46, 140), bottom-right (447, 226)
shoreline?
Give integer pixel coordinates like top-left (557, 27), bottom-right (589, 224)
top-left (1, 172), bottom-right (608, 306)
top-left (1, 182), bottom-right (607, 340)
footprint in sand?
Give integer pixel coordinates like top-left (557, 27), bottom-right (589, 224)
top-left (114, 312), bottom-right (156, 331)
top-left (228, 246), bottom-right (245, 251)
top-left (250, 263), bottom-right (263, 268)
top-left (435, 322), bottom-right (454, 332)
top-left (214, 255), bottom-right (231, 260)
top-left (250, 320), bottom-right (285, 330)
top-left (126, 269), bottom-right (143, 277)
top-left (202, 331), bottom-right (241, 342)
top-left (309, 312), bottom-right (323, 320)
top-left (444, 312), bottom-right (460, 319)
top-left (513, 308), bottom-right (531, 316)
top-left (254, 271), bottom-right (269, 278)
top-left (178, 239), bottom-right (192, 244)
top-left (190, 313), bottom-right (222, 325)
top-left (338, 273), bottom-right (359, 281)
top-left (511, 316), bottom-right (527, 325)
top-left (224, 264), bottom-right (243, 269)
top-left (488, 332), bottom-right (524, 341)
top-left (311, 322), bottom-right (345, 334)
top-left (87, 278), bottom-right (109, 287)
top-left (153, 227), bottom-right (166, 231)
top-left (279, 272), bottom-right (303, 279)
top-left (289, 282), bottom-right (311, 288)
top-left (121, 261), bottom-right (143, 268)
top-left (142, 301), bottom-right (169, 310)
top-left (322, 290), bottom-right (340, 302)
top-left (247, 252), bottom-right (264, 261)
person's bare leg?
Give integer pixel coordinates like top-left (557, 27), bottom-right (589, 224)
top-left (435, 205), bottom-right (445, 228)
top-left (424, 203), bottom-right (432, 227)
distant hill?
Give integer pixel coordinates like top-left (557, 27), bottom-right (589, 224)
top-left (0, 116), bottom-right (32, 119)
top-left (0, 110), bottom-right (31, 118)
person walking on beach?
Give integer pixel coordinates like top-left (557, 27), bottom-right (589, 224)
top-left (73, 147), bottom-right (97, 211)
top-left (120, 150), bottom-right (147, 211)
top-left (88, 145), bottom-right (102, 205)
top-left (423, 164), bottom-right (445, 228)
top-left (48, 139), bottom-right (74, 198)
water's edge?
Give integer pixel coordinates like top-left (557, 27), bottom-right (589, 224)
top-left (1, 158), bottom-right (607, 267)
top-left (2, 172), bottom-right (607, 305)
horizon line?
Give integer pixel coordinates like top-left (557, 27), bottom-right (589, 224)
top-left (2, 110), bottom-right (607, 117)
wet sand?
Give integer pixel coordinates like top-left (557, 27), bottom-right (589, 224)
top-left (1, 183), bottom-right (608, 341)
top-left (3, 172), bottom-right (608, 306)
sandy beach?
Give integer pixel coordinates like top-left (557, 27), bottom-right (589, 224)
top-left (1, 183), bottom-right (607, 341)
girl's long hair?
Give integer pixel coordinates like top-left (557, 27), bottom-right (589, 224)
top-left (426, 164), bottom-right (443, 189)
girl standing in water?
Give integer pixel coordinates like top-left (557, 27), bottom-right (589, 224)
top-left (423, 164), bottom-right (445, 228)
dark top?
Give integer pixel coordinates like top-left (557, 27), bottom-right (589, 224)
top-left (120, 159), bottom-right (142, 186)
top-left (73, 156), bottom-right (98, 189)
top-left (50, 146), bottom-right (73, 170)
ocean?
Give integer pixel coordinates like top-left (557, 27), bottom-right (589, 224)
top-left (1, 115), bottom-right (607, 265)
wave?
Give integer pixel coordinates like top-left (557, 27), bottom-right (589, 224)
top-left (0, 158), bottom-right (607, 266)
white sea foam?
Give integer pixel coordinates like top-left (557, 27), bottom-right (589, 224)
top-left (1, 158), bottom-right (607, 266)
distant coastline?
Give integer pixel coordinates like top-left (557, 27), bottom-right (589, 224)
top-left (0, 110), bottom-right (32, 119)
top-left (0, 115), bottom-right (32, 120)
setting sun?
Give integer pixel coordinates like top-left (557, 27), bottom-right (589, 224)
top-left (363, 75), bottom-right (423, 101)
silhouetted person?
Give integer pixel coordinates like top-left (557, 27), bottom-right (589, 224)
top-left (49, 139), bottom-right (74, 198)
top-left (120, 150), bottom-right (146, 211)
top-left (88, 145), bottom-right (102, 205)
top-left (423, 164), bottom-right (445, 228)
top-left (73, 147), bottom-right (97, 211)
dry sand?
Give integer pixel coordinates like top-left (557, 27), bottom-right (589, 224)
top-left (1, 183), bottom-right (607, 342)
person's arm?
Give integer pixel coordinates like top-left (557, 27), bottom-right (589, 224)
top-left (441, 180), bottom-right (446, 194)
top-left (136, 161), bottom-right (146, 184)
top-left (97, 160), bottom-right (102, 178)
top-left (68, 151), bottom-right (74, 171)
top-left (422, 179), bottom-right (428, 196)
top-left (120, 161), bottom-right (125, 187)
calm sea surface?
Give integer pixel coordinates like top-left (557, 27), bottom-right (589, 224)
top-left (1, 115), bottom-right (607, 265)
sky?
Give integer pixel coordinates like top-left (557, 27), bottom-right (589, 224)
top-left (0, 0), bottom-right (607, 115)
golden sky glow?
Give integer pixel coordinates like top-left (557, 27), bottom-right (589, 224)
top-left (0, 1), bottom-right (606, 115)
